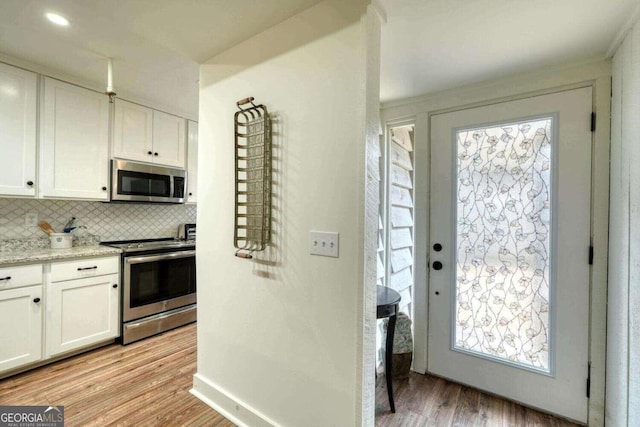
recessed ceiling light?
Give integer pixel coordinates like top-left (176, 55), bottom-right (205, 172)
top-left (45, 12), bottom-right (70, 27)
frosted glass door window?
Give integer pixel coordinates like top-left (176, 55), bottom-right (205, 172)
top-left (454, 118), bottom-right (553, 372)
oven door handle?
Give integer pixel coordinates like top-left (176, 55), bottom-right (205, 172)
top-left (125, 250), bottom-right (196, 265)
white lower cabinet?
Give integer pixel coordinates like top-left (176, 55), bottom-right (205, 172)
top-left (0, 285), bottom-right (43, 373)
top-left (46, 260), bottom-right (119, 358)
top-left (0, 255), bottom-right (120, 377)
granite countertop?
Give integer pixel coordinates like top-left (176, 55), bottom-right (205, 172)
top-left (0, 240), bottom-right (122, 266)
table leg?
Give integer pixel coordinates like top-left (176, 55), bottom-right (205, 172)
top-left (385, 313), bottom-right (397, 413)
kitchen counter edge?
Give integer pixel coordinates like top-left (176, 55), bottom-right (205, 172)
top-left (0, 245), bottom-right (122, 266)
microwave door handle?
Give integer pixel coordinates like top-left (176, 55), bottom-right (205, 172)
top-left (125, 250), bottom-right (196, 265)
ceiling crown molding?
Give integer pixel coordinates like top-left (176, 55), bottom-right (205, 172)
top-left (606, 3), bottom-right (640, 58)
top-left (369, 0), bottom-right (387, 24)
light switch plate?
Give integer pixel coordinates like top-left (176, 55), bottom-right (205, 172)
top-left (309, 231), bottom-right (339, 258)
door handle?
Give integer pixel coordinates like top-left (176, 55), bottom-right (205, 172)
top-left (432, 261), bottom-right (443, 270)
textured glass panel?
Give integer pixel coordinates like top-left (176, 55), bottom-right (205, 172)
top-left (454, 118), bottom-right (552, 372)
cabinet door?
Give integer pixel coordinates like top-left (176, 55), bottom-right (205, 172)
top-left (152, 110), bottom-right (186, 168)
top-left (0, 285), bottom-right (43, 374)
top-left (113, 99), bottom-right (154, 163)
top-left (0, 63), bottom-right (37, 197)
top-left (186, 120), bottom-right (198, 204)
top-left (46, 273), bottom-right (119, 358)
top-left (40, 78), bottom-right (110, 200)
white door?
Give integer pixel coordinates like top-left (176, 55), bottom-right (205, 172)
top-left (0, 285), bottom-right (43, 373)
top-left (47, 273), bottom-right (119, 358)
top-left (152, 110), bottom-right (186, 168)
top-left (0, 63), bottom-right (37, 197)
top-left (428, 88), bottom-right (592, 423)
top-left (40, 77), bottom-right (110, 200)
top-left (112, 99), bottom-right (154, 164)
top-left (186, 120), bottom-right (199, 203)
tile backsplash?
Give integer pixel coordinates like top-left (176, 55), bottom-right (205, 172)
top-left (0, 198), bottom-right (196, 242)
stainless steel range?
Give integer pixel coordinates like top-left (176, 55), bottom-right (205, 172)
top-left (101, 237), bottom-right (196, 345)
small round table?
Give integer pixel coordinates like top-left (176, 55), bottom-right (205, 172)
top-left (376, 285), bottom-right (401, 413)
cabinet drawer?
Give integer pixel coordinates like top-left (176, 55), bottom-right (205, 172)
top-left (51, 256), bottom-right (119, 282)
top-left (0, 264), bottom-right (43, 290)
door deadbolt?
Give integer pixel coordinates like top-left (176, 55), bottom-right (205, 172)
top-left (433, 243), bottom-right (443, 252)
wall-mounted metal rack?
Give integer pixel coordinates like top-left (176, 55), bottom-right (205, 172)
top-left (233, 97), bottom-right (272, 258)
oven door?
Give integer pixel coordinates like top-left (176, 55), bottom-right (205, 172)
top-left (123, 250), bottom-right (196, 322)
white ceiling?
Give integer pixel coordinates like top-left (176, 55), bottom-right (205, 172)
top-left (0, 0), bottom-right (637, 116)
top-left (0, 0), bottom-right (321, 119)
top-left (379, 0), bottom-right (638, 103)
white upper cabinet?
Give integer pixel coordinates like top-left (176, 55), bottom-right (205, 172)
top-left (186, 120), bottom-right (198, 204)
top-left (40, 77), bottom-right (110, 200)
top-left (0, 63), bottom-right (37, 197)
top-left (152, 110), bottom-right (186, 168)
top-left (113, 99), bottom-right (186, 168)
top-left (112, 99), bottom-right (153, 163)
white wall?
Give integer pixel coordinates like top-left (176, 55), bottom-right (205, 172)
top-left (191, 2), bottom-right (381, 426)
top-left (608, 15), bottom-right (640, 426)
top-left (381, 59), bottom-right (611, 426)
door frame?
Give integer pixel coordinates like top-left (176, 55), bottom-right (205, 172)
top-left (383, 61), bottom-right (611, 426)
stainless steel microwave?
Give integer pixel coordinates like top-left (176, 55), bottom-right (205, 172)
top-left (111, 159), bottom-right (186, 203)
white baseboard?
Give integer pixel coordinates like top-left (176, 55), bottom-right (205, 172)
top-left (190, 373), bottom-right (278, 427)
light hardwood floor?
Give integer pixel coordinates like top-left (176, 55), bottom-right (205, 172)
top-left (375, 372), bottom-right (581, 426)
top-left (0, 324), bottom-right (232, 426)
top-left (1, 324), bottom-right (580, 426)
